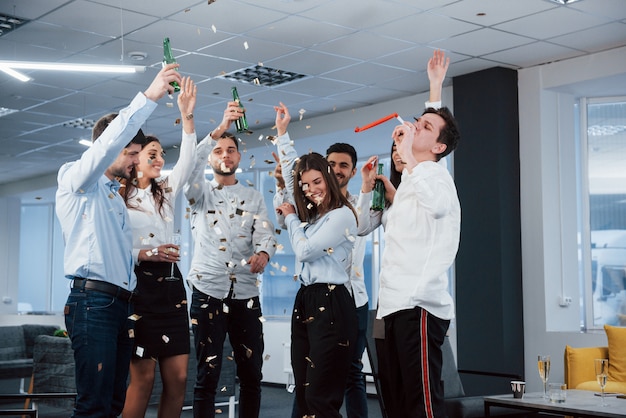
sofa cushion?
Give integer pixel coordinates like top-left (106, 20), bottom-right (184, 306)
top-left (22, 324), bottom-right (59, 358)
top-left (0, 325), bottom-right (26, 361)
top-left (605, 324), bottom-right (626, 383)
top-left (564, 345), bottom-right (608, 389)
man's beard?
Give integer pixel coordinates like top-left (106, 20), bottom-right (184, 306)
top-left (213, 162), bottom-right (238, 176)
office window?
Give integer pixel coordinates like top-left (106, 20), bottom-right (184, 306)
top-left (580, 98), bottom-right (626, 329)
top-left (18, 203), bottom-right (66, 313)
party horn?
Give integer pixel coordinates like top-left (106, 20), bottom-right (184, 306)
top-left (355, 113), bottom-right (404, 132)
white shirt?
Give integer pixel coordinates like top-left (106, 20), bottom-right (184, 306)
top-left (377, 161), bottom-right (460, 320)
top-left (127, 131), bottom-right (196, 263)
top-left (184, 134), bottom-right (277, 300)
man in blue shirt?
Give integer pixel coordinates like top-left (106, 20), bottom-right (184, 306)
top-left (55, 63), bottom-right (182, 418)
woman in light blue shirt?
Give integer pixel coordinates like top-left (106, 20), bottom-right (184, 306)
top-left (274, 103), bottom-right (358, 418)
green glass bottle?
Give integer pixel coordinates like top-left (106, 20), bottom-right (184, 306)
top-left (371, 163), bottom-right (386, 211)
top-left (231, 87), bottom-right (249, 133)
top-left (162, 37), bottom-right (180, 92)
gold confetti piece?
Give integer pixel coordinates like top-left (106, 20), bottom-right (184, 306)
top-left (128, 329), bottom-right (135, 338)
top-left (223, 304), bottom-right (229, 313)
top-left (241, 258), bottom-right (248, 266)
top-left (338, 340), bottom-right (350, 347)
top-left (243, 345), bottom-right (253, 358)
top-left (247, 299), bottom-right (254, 309)
top-left (208, 0), bottom-right (216, 4)
top-left (185, 8), bottom-right (190, 12)
top-left (216, 408), bottom-right (222, 414)
top-left (319, 307), bottom-right (326, 312)
top-left (219, 246), bottom-right (227, 251)
top-left (258, 62), bottom-right (263, 66)
top-left (281, 265), bottom-right (288, 272)
top-left (220, 386), bottom-right (228, 392)
top-left (108, 193), bottom-right (115, 199)
top-left (253, 78), bottom-right (260, 85)
top-left (162, 335), bottom-right (170, 343)
top-left (191, 318), bottom-right (198, 325)
top-left (175, 118), bottom-right (181, 125)
top-left (244, 41), bottom-right (249, 50)
top-left (259, 316), bottom-right (266, 323)
top-left (166, 102), bottom-right (174, 108)
top-left (128, 314), bottom-right (142, 321)
top-left (293, 275), bottom-right (299, 281)
top-left (200, 304), bottom-right (209, 309)
top-left (164, 187), bottom-right (173, 193)
top-left (303, 316), bottom-right (315, 323)
top-left (305, 356), bottom-right (315, 368)
top-left (211, 24), bottom-right (217, 33)
top-left (328, 284), bottom-right (336, 291)
top-left (306, 125), bottom-right (311, 129)
top-left (325, 248), bottom-right (334, 254)
top-left (264, 354), bottom-right (271, 361)
top-left (136, 346), bottom-right (144, 357)
top-left (246, 179), bottom-right (254, 186)
top-left (206, 355), bottom-right (218, 363)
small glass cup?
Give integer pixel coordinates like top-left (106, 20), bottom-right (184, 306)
top-left (548, 382), bottom-right (566, 403)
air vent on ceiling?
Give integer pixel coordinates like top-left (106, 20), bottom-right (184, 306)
top-left (221, 65), bottom-right (308, 87)
top-left (63, 118), bottom-right (96, 129)
top-left (0, 13), bottom-right (30, 37)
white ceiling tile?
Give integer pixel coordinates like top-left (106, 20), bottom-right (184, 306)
top-left (433, 28), bottom-right (535, 58)
top-left (494, 7), bottom-right (610, 40)
top-left (549, 22), bottom-right (626, 53)
top-left (39, 0), bottom-right (159, 38)
top-left (483, 42), bottom-right (582, 68)
top-left (266, 50), bottom-right (359, 77)
top-left (312, 31), bottom-right (414, 61)
top-left (437, 0), bottom-right (556, 26)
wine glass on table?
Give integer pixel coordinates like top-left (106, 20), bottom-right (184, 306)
top-left (164, 232), bottom-right (181, 281)
top-left (595, 358), bottom-right (609, 406)
top-left (538, 355), bottom-right (551, 399)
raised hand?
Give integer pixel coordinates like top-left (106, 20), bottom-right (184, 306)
top-left (177, 76), bottom-right (197, 116)
top-left (360, 156), bottom-right (378, 193)
top-left (144, 63), bottom-right (182, 102)
top-left (274, 102), bottom-right (291, 136)
top-left (272, 151), bottom-right (285, 190)
top-left (427, 49), bottom-right (449, 103)
top-left (177, 77), bottom-right (197, 134)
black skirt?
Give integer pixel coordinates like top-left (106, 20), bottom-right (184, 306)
top-left (132, 261), bottom-right (190, 359)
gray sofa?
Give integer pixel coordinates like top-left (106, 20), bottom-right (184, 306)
top-left (0, 324), bottom-right (59, 381)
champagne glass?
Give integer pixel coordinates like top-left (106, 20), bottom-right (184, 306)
top-left (165, 232), bottom-right (181, 281)
top-left (595, 358), bottom-right (609, 406)
top-left (538, 355), bottom-right (551, 399)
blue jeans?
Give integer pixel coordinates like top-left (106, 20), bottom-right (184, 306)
top-left (64, 287), bottom-right (134, 418)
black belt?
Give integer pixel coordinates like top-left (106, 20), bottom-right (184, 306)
top-left (72, 278), bottom-right (136, 302)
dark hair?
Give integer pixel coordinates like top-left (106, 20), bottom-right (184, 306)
top-left (120, 135), bottom-right (169, 218)
top-left (326, 143), bottom-right (357, 168)
top-left (389, 141), bottom-right (402, 190)
top-left (217, 131), bottom-right (239, 150)
top-left (92, 112), bottom-right (146, 147)
top-left (422, 106), bottom-right (460, 161)
top-left (292, 152), bottom-right (357, 224)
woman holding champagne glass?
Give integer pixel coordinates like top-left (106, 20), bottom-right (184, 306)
top-left (120, 76), bottom-right (198, 418)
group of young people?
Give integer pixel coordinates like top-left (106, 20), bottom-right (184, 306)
top-left (55, 49), bottom-right (460, 418)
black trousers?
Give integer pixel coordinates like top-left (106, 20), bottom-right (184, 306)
top-left (190, 288), bottom-right (264, 418)
top-left (382, 307), bottom-right (450, 418)
top-left (291, 283), bottom-right (357, 418)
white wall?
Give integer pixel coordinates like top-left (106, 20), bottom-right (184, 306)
top-left (518, 46), bottom-right (626, 391)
